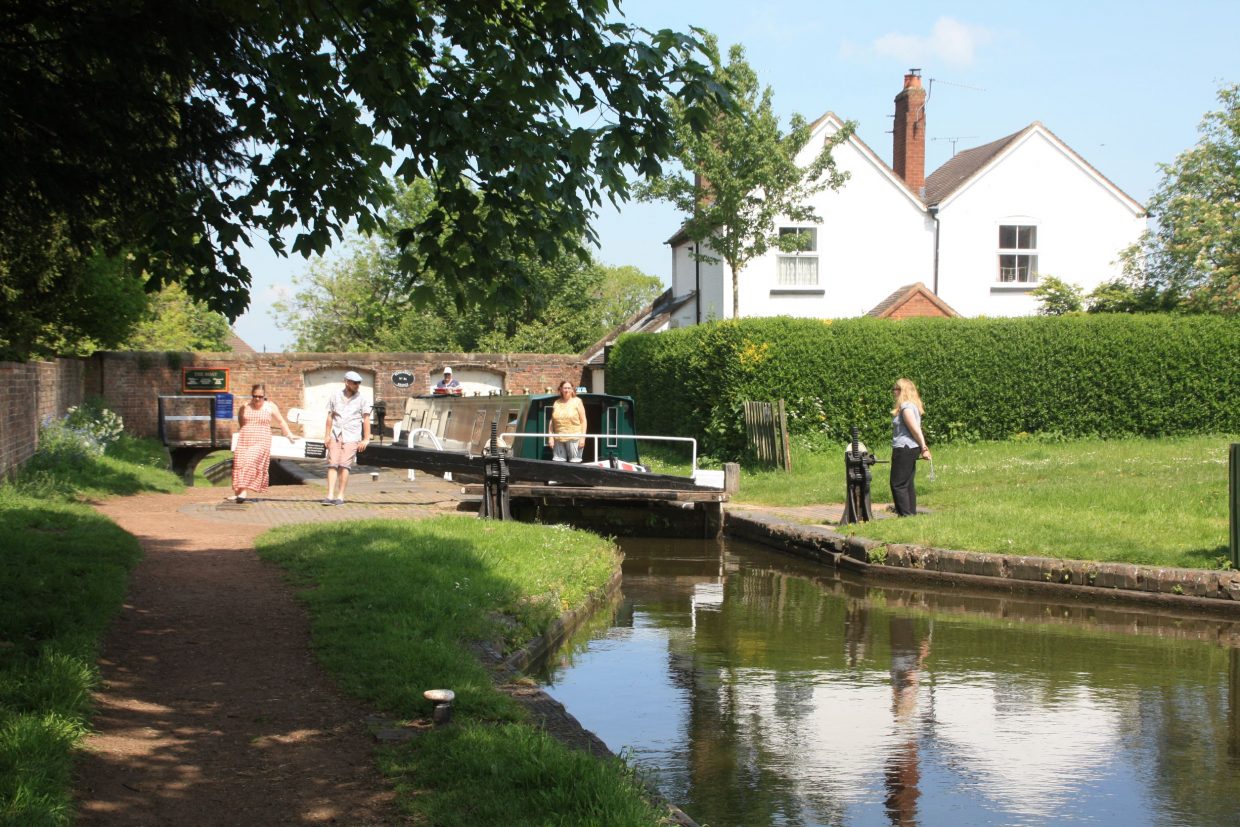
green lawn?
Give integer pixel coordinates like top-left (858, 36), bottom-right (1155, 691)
top-left (736, 434), bottom-right (1237, 570)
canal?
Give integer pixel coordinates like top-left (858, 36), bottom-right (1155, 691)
top-left (538, 537), bottom-right (1240, 827)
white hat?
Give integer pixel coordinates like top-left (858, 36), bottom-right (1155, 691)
top-left (343, 370), bottom-right (363, 382)
top-left (443, 366), bottom-right (453, 374)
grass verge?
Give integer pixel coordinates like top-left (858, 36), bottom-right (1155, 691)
top-left (256, 517), bottom-right (671, 826)
top-left (0, 435), bottom-right (181, 826)
top-left (736, 433), bottom-right (1236, 569)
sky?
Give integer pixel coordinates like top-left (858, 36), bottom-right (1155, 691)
top-left (232, 0), bottom-right (1239, 352)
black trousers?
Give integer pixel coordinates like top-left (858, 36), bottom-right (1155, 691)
top-left (890, 447), bottom-right (920, 516)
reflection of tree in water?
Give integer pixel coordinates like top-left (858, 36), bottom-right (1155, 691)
top-left (884, 617), bottom-right (931, 827)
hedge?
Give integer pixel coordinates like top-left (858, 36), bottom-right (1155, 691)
top-left (607, 315), bottom-right (1240, 459)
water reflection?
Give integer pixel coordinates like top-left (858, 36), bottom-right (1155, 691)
top-left (539, 537), bottom-right (1240, 827)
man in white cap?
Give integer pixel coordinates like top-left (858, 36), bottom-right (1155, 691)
top-left (433, 366), bottom-right (461, 395)
top-left (322, 370), bottom-right (372, 505)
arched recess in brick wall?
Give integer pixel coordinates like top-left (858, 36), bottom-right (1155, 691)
top-left (421, 364), bottom-right (504, 397)
top-left (300, 368), bottom-right (374, 439)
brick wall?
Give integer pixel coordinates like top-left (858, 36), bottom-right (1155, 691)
top-left (86, 351), bottom-right (588, 440)
top-left (0, 358), bottom-right (88, 478)
top-left (1, 351), bottom-right (585, 476)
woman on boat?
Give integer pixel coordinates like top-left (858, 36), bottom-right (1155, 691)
top-left (231, 383), bottom-right (295, 503)
top-left (549, 380), bottom-right (587, 462)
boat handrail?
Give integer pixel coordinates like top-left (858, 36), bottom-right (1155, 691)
top-left (400, 427), bottom-right (445, 451)
top-left (494, 432), bottom-right (698, 474)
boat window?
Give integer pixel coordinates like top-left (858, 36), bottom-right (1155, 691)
top-left (606, 406), bottom-right (619, 448)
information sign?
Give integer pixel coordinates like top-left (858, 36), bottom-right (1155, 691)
top-left (391, 370), bottom-right (414, 389)
top-left (182, 367), bottom-right (230, 393)
top-left (213, 393), bottom-right (234, 420)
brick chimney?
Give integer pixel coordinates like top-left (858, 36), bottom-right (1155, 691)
top-left (893, 69), bottom-right (926, 194)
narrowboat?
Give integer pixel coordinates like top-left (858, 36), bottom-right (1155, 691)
top-left (393, 391), bottom-right (643, 464)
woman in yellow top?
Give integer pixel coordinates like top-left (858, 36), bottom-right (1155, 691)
top-left (549, 380), bottom-right (587, 462)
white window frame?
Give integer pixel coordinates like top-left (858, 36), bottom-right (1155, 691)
top-left (997, 223), bottom-right (1039, 283)
top-left (776, 227), bottom-right (819, 287)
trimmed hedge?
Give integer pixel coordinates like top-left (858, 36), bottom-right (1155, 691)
top-left (607, 315), bottom-right (1240, 459)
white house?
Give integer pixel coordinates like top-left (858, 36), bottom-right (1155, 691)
top-left (663, 71), bottom-right (1146, 325)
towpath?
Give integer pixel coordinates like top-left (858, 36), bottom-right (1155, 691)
top-left (75, 469), bottom-right (463, 826)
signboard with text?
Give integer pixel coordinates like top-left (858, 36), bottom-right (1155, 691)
top-left (182, 367), bottom-right (230, 393)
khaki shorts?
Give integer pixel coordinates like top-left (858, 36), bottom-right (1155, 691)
top-left (326, 439), bottom-right (360, 469)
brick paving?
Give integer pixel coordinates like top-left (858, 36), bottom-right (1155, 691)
top-left (186, 460), bottom-right (477, 526)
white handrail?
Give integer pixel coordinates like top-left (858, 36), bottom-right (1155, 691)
top-left (495, 432), bottom-right (697, 473)
top-left (404, 427), bottom-right (445, 451)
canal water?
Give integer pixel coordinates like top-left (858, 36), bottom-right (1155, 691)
top-left (537, 537), bottom-right (1240, 827)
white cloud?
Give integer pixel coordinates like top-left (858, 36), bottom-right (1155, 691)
top-left (869, 17), bottom-right (994, 67)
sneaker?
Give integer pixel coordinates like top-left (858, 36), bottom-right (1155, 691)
top-left (321, 497), bottom-right (335, 505)
top-left (569, 457), bottom-right (582, 463)
top-left (552, 456), bottom-right (567, 462)
top-left (333, 498), bottom-right (345, 506)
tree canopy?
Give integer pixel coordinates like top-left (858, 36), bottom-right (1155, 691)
top-left (1118, 82), bottom-right (1240, 314)
top-left (1, 0), bottom-right (722, 360)
top-left (637, 39), bottom-right (853, 318)
top-left (119, 284), bottom-right (233, 353)
top-left (273, 180), bottom-right (663, 354)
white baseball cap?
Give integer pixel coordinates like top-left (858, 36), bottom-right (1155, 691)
top-left (443, 366), bottom-right (453, 374)
top-left (343, 370), bottom-right (363, 382)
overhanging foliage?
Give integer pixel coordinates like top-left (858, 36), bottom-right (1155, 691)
top-left (1, 1), bottom-right (724, 360)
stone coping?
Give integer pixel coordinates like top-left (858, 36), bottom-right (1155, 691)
top-left (725, 509), bottom-right (1240, 613)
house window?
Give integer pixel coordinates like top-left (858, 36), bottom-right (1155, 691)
top-left (777, 227), bottom-right (818, 286)
top-left (998, 224), bottom-right (1038, 283)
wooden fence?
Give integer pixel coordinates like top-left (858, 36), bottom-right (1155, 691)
top-left (742, 400), bottom-right (791, 471)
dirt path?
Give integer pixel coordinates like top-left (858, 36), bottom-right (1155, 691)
top-left (75, 486), bottom-right (405, 825)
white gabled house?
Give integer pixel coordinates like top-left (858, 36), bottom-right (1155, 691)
top-left (663, 71), bottom-right (1146, 325)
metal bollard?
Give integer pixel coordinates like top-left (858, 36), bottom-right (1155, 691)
top-left (424, 689), bottom-right (455, 726)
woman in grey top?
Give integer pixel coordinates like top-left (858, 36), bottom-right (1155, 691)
top-left (890, 378), bottom-right (931, 516)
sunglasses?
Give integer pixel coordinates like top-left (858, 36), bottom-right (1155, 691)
top-left (252, 394), bottom-right (265, 399)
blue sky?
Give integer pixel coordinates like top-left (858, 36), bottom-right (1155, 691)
top-left (233, 0), bottom-right (1239, 351)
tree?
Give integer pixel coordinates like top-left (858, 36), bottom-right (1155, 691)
top-left (638, 39), bottom-right (853, 318)
top-left (1, 1), bottom-right (722, 360)
top-left (274, 180), bottom-right (663, 353)
top-left (1119, 82), bottom-right (1240, 314)
top-left (120, 283), bottom-right (233, 352)
top-left (1030, 276), bottom-right (1084, 315)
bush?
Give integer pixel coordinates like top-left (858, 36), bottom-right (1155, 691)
top-left (32, 399), bottom-right (124, 466)
top-left (608, 315), bottom-right (1240, 459)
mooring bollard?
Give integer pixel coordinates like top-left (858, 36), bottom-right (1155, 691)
top-left (424, 688), bottom-right (455, 726)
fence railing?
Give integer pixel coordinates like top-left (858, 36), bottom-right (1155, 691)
top-left (743, 400), bottom-right (791, 472)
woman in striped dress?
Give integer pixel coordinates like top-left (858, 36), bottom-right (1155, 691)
top-left (231, 383), bottom-right (295, 503)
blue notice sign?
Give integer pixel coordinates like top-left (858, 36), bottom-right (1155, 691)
top-left (214, 393), bottom-right (234, 420)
